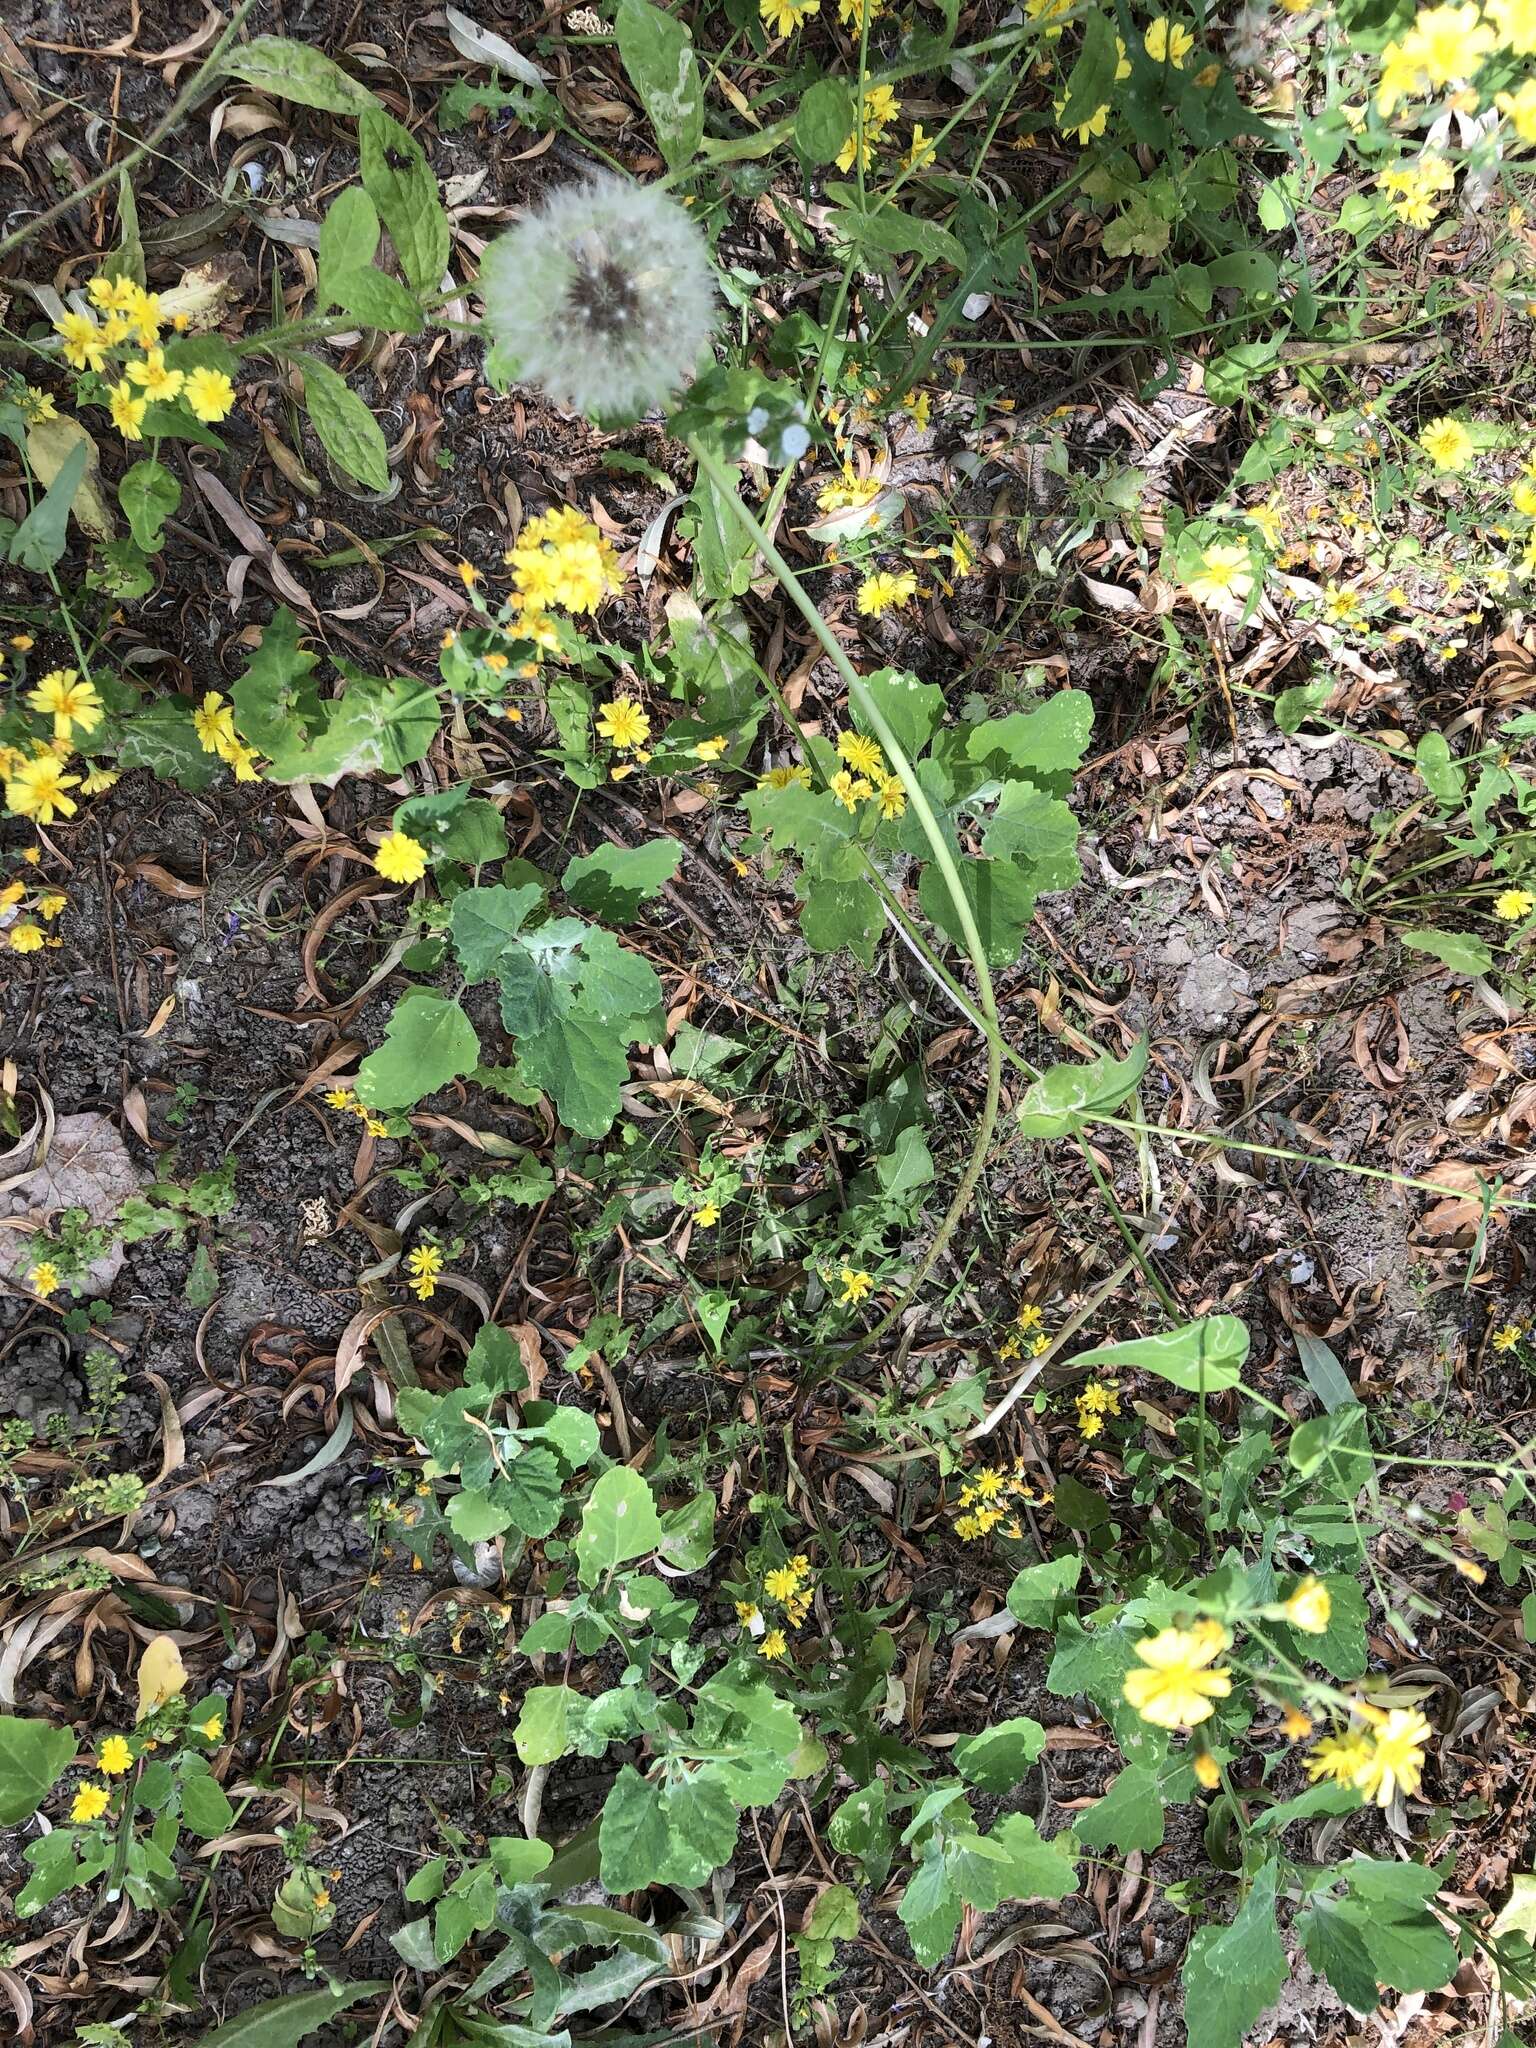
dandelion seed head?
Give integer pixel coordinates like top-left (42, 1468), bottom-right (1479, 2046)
top-left (481, 172), bottom-right (717, 422)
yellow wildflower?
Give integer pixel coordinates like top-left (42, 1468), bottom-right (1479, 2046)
top-left (857, 569), bottom-right (917, 617)
top-left (596, 697), bottom-right (651, 751)
top-left (1419, 416), bottom-right (1476, 471)
top-left (837, 1265), bottom-right (874, 1304)
top-left (193, 691), bottom-right (236, 755)
top-left (9, 922), bottom-right (45, 954)
top-left (1492, 1322), bottom-right (1524, 1351)
top-left (1494, 886), bottom-right (1534, 919)
top-left (98, 1735), bottom-right (133, 1776)
top-left (759, 1628), bottom-right (788, 1660)
top-left (405, 1245), bottom-right (444, 1301)
top-left (760, 0), bottom-right (818, 32)
top-left (1186, 541), bottom-right (1255, 608)
top-left (1123, 1622), bottom-right (1233, 1728)
top-left (374, 831), bottom-right (429, 885)
top-left (126, 347), bottom-right (184, 403)
top-left (1143, 17), bottom-right (1194, 66)
top-left (1354, 1708), bottom-right (1431, 1806)
top-left (27, 668), bottom-right (103, 743)
top-left (184, 367), bottom-right (237, 423)
top-left (1284, 1577), bottom-right (1332, 1635)
top-left (108, 381), bottom-right (149, 443)
top-left (837, 730), bottom-right (885, 778)
top-left (71, 1782), bottom-right (111, 1824)
top-left (55, 311), bottom-right (107, 371)
top-left (6, 754), bottom-right (81, 824)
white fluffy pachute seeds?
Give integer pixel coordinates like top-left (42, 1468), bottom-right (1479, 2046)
top-left (479, 172), bottom-right (717, 423)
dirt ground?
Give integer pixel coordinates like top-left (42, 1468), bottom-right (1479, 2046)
top-left (3, 3), bottom-right (1536, 2045)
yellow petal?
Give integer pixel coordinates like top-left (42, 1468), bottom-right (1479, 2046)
top-left (136, 1634), bottom-right (188, 1720)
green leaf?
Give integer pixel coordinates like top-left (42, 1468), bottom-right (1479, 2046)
top-left (180, 1771), bottom-right (234, 1839)
top-left (1016, 1039), bottom-right (1148, 1138)
top-left (801, 876), bottom-right (883, 964)
top-left (1295, 1575), bottom-right (1368, 1681)
top-left (795, 77), bottom-right (855, 165)
top-left (515, 1685), bottom-right (580, 1767)
top-left (1066, 1315), bottom-right (1249, 1395)
top-left (395, 787), bottom-right (507, 867)
top-left (856, 667), bottom-right (945, 759)
top-left (614, 0), bottom-right (704, 172)
top-left (1182, 1862), bottom-right (1286, 2048)
top-left (1005, 1552), bottom-right (1082, 1627)
top-left (357, 991), bottom-right (480, 1109)
top-left (805, 1881), bottom-right (860, 1942)
top-left (1402, 928), bottom-right (1495, 976)
top-left (327, 267), bottom-right (425, 333)
top-left (118, 459), bottom-right (180, 552)
top-left (0, 1717), bottom-right (76, 1825)
top-left (318, 186), bottom-right (381, 296)
top-left (297, 354), bottom-right (390, 491)
top-left (574, 1466), bottom-right (663, 1585)
top-left (1274, 680), bottom-right (1333, 733)
top-left (187, 1980), bottom-right (387, 2048)
top-left (9, 438), bottom-right (87, 572)
top-left (1415, 731), bottom-right (1464, 811)
top-left (1059, 7), bottom-right (1120, 132)
top-left (116, 699), bottom-right (222, 792)
top-left (918, 854), bottom-right (1039, 967)
top-left (1297, 1894), bottom-right (1379, 2012)
top-left (660, 1768), bottom-right (739, 1882)
top-left (827, 205), bottom-right (966, 271)
top-left (828, 1781), bottom-right (891, 1884)
top-left (449, 882), bottom-right (544, 980)
top-left (986, 1813), bottom-right (1080, 1902)
top-left (1074, 1762), bottom-right (1165, 1853)
top-left (358, 108), bottom-right (450, 293)
top-left (598, 1765), bottom-right (669, 1891)
top-left (1344, 1881), bottom-right (1457, 1994)
top-left (487, 1836), bottom-right (554, 1887)
top-left (966, 690), bottom-right (1094, 792)
top-left (262, 669), bottom-right (439, 783)
top-left (954, 1716), bottom-right (1046, 1793)
top-left (563, 840), bottom-right (681, 921)
top-left (658, 1489), bottom-right (716, 1570)
top-left (984, 784), bottom-right (1081, 893)
top-left (230, 605), bottom-right (323, 758)
top-left (221, 36), bottom-right (380, 113)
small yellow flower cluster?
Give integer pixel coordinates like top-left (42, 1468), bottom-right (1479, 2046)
top-left (505, 506), bottom-right (623, 627)
top-left (323, 1085), bottom-right (391, 1140)
top-left (2, 857), bottom-right (66, 954)
top-left (3, 660), bottom-right (114, 825)
top-left (998, 1300), bottom-right (1052, 1361)
top-left (835, 1263), bottom-right (874, 1305)
top-left (1379, 153), bottom-right (1457, 228)
top-left (828, 730), bottom-right (907, 820)
top-left (29, 1254), bottom-right (62, 1298)
top-left (952, 1460), bottom-right (1051, 1542)
top-left (753, 1552), bottom-right (815, 1657)
top-left (836, 84), bottom-right (901, 173)
top-left (1305, 1704), bottom-right (1432, 1806)
top-left (857, 569), bottom-right (918, 619)
top-left (816, 463), bottom-right (883, 516)
top-left (404, 1244), bottom-right (445, 1301)
top-left (55, 277), bottom-right (235, 442)
top-left (1075, 1378), bottom-right (1121, 1441)
top-left (192, 691), bottom-right (261, 782)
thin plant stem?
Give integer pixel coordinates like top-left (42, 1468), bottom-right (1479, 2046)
top-left (688, 437), bottom-right (1005, 1348)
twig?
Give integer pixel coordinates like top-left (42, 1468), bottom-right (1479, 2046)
top-left (0, 0), bottom-right (260, 267)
